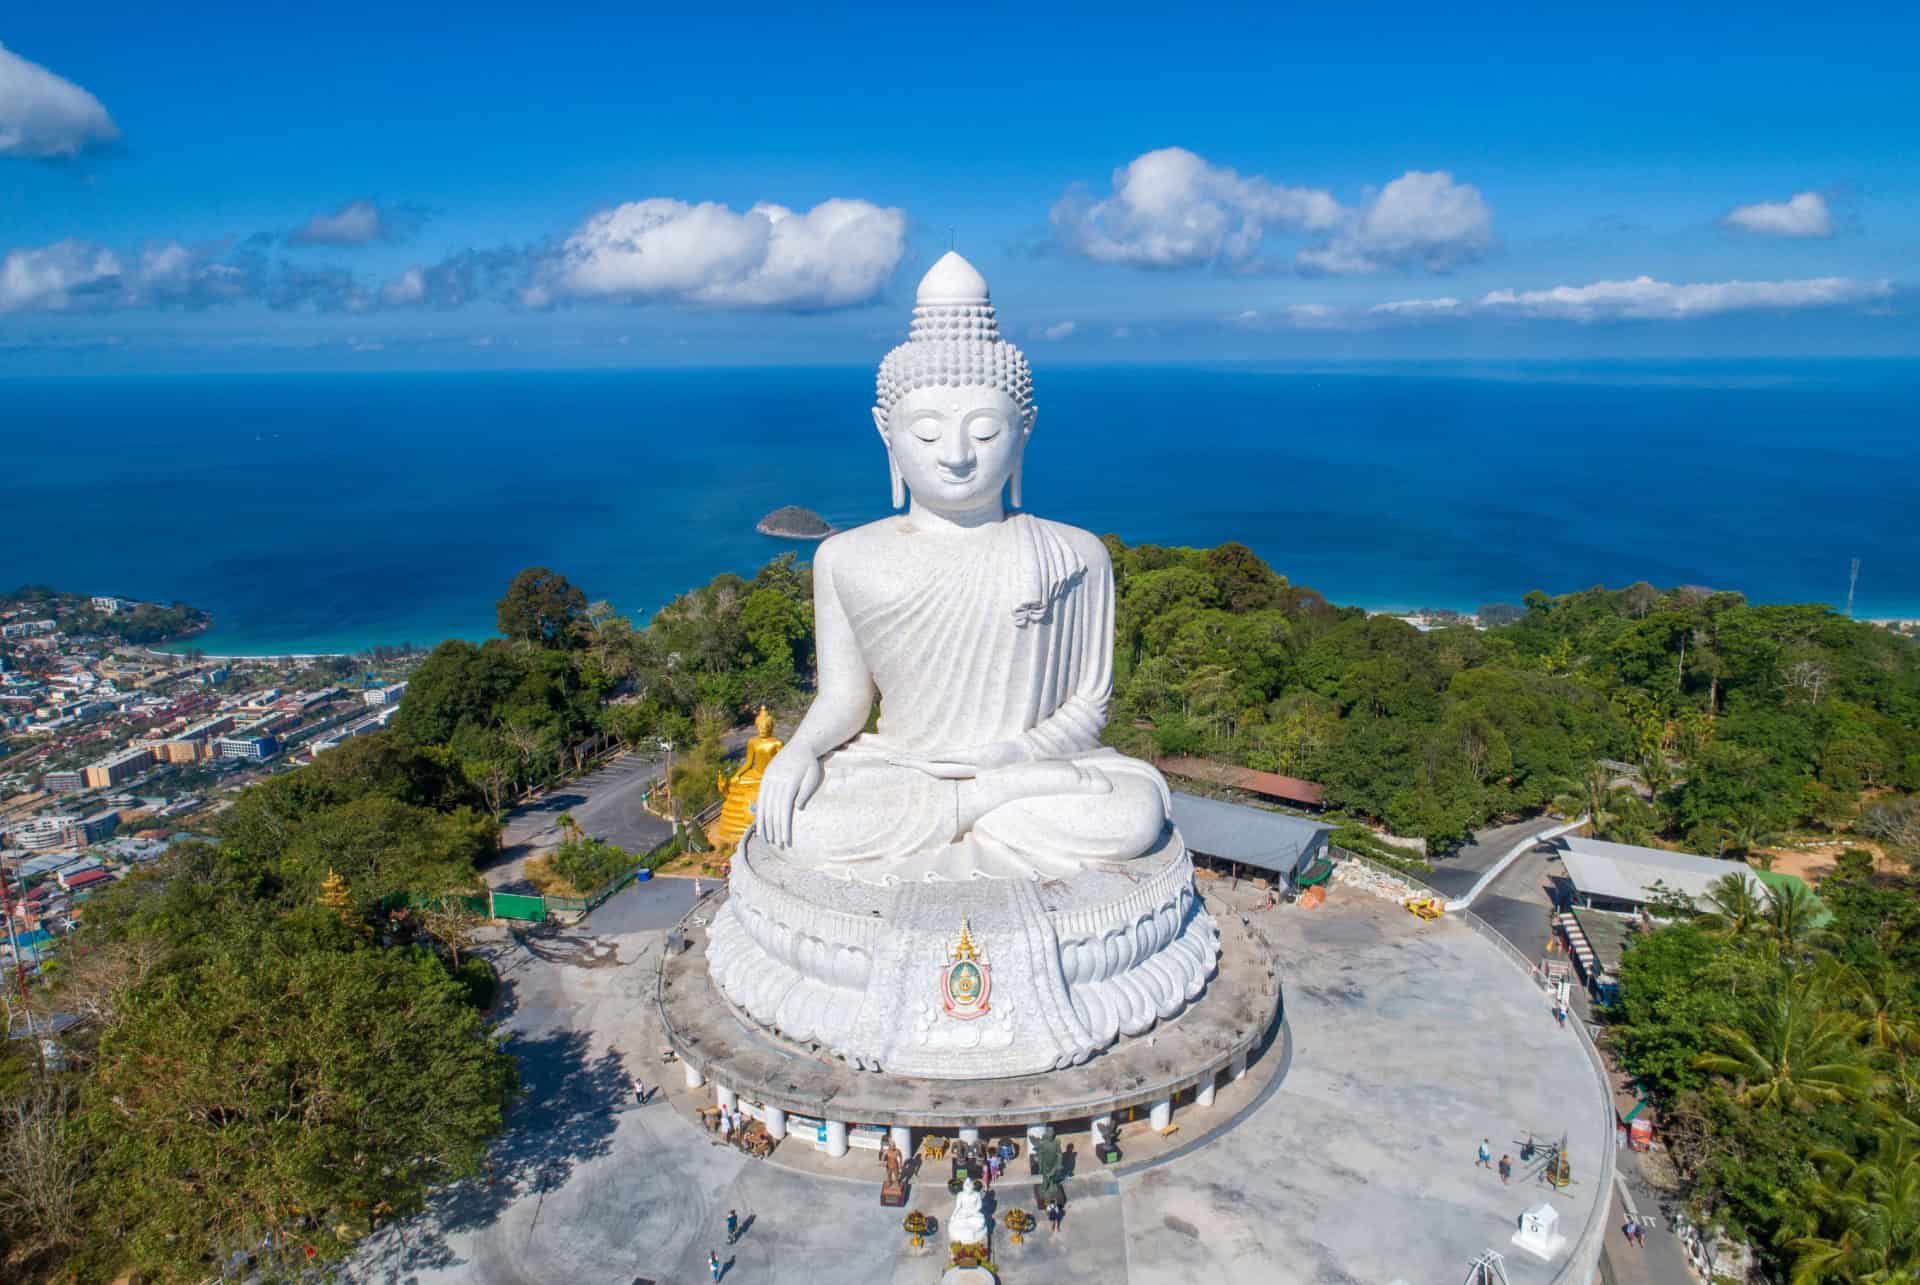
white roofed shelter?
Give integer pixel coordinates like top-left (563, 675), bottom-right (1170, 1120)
top-left (1556, 835), bottom-right (1760, 912)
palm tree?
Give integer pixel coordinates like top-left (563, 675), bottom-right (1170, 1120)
top-left (1781, 1126), bottom-right (1920, 1285)
top-left (1728, 805), bottom-right (1781, 866)
top-left (1764, 880), bottom-right (1831, 952)
top-left (1694, 975), bottom-right (1876, 1110)
top-left (1552, 763), bottom-right (1619, 830)
top-left (1843, 964), bottom-right (1920, 1058)
top-left (1639, 749), bottom-right (1677, 827)
top-left (1694, 871), bottom-right (1767, 939)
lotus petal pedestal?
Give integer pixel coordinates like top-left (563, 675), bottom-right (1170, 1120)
top-left (707, 830), bottom-right (1220, 1079)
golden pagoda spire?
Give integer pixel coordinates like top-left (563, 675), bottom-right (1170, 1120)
top-left (952, 915), bottom-right (979, 962)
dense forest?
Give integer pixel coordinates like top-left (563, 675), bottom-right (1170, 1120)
top-left (1099, 540), bottom-right (1919, 853)
top-left (1611, 856), bottom-right (1920, 1280)
top-left (5, 543), bottom-right (1914, 1280)
top-left (0, 735), bottom-right (513, 1280)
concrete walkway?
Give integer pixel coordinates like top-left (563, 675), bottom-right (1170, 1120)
top-left (349, 882), bottom-right (1609, 1284)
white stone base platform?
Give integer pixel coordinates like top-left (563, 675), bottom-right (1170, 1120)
top-left (706, 833), bottom-right (1223, 1079)
top-left (659, 886), bottom-right (1279, 1147)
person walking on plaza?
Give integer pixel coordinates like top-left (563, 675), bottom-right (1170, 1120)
top-left (1498, 1154), bottom-right (1512, 1185)
top-left (709, 1250), bottom-right (722, 1281)
top-left (720, 1111), bottom-right (733, 1145)
top-left (1477, 1138), bottom-right (1492, 1169)
top-left (632, 1076), bottom-right (648, 1106)
top-left (726, 1209), bottom-right (739, 1244)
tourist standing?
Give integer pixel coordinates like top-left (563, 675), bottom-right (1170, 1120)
top-left (1498, 1155), bottom-right (1512, 1185)
top-left (1476, 1138), bottom-right (1492, 1169)
top-left (694, 878), bottom-right (703, 898)
top-left (709, 1250), bottom-right (722, 1281)
top-left (632, 1076), bottom-right (648, 1105)
top-left (720, 1112), bottom-right (733, 1145)
top-left (726, 1209), bottom-right (738, 1244)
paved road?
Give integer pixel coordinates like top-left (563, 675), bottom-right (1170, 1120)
top-left (1422, 814), bottom-right (1572, 899)
top-left (487, 753), bottom-right (675, 893)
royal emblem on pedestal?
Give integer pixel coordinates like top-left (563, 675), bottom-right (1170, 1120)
top-left (940, 917), bottom-right (991, 1020)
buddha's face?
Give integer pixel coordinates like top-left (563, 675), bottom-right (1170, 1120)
top-left (874, 385), bottom-right (1034, 515)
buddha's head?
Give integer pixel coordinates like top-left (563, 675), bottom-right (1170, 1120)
top-left (874, 252), bottom-right (1036, 515)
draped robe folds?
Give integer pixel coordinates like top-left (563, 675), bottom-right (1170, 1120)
top-left (781, 513), bottom-right (1172, 881)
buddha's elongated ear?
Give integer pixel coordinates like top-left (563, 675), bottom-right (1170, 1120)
top-left (1010, 405), bottom-right (1037, 509)
top-left (873, 406), bottom-right (905, 509)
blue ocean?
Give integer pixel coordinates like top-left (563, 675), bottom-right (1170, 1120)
top-left (5, 361), bottom-right (1917, 655)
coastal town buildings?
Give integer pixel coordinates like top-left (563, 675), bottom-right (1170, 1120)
top-left (1, 590), bottom-right (426, 982)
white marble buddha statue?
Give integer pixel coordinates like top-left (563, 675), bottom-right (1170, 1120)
top-left (753, 251), bottom-right (1173, 881)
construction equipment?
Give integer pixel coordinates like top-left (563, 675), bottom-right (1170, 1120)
top-left (1404, 896), bottom-right (1443, 920)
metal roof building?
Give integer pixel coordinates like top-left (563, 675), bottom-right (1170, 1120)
top-left (1556, 835), bottom-right (1759, 910)
top-left (1169, 791), bottom-right (1332, 881)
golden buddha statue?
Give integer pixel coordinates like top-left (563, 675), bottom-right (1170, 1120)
top-left (706, 706), bottom-right (783, 854)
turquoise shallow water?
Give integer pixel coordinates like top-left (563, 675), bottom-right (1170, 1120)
top-left (4, 361), bottom-right (1917, 655)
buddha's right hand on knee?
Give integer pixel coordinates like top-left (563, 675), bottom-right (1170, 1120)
top-left (754, 752), bottom-right (823, 848)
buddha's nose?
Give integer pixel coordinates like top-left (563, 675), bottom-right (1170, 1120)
top-left (938, 433), bottom-right (975, 474)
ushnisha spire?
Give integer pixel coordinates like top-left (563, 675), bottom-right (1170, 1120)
top-left (909, 251), bottom-right (999, 343)
top-left (877, 252), bottom-right (1032, 414)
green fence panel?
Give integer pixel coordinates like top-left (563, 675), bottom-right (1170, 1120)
top-left (490, 892), bottom-right (547, 922)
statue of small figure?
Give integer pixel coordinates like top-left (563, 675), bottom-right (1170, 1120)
top-left (947, 1176), bottom-right (989, 1247)
top-left (881, 1135), bottom-right (905, 1189)
top-left (1033, 1132), bottom-right (1065, 1205)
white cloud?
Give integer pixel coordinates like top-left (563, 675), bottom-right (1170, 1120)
top-left (0, 238), bottom-right (252, 311)
top-left (381, 266), bottom-right (426, 306)
top-left (1369, 296), bottom-right (1463, 317)
top-left (1296, 171), bottom-right (1492, 275)
top-left (1475, 274), bottom-right (1888, 321)
top-left (0, 240), bottom-right (120, 310)
top-left (0, 43), bottom-right (119, 159)
top-left (531, 197), bottom-right (907, 309)
top-left (1040, 320), bottom-right (1076, 340)
top-left (1052, 151), bottom-right (1490, 276)
top-left (292, 199), bottom-right (391, 246)
top-left (1235, 274), bottom-right (1892, 332)
top-left (1724, 191), bottom-right (1832, 238)
top-left (1051, 148), bottom-right (1341, 270)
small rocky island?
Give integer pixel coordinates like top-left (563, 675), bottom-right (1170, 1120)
top-left (756, 505), bottom-right (833, 540)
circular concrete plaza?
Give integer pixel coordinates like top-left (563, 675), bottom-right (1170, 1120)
top-left (349, 877), bottom-right (1610, 1285)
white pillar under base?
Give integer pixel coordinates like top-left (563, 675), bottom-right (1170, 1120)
top-left (889, 1124), bottom-right (913, 1155)
top-left (824, 1119), bottom-right (849, 1158)
top-left (1149, 1096), bottom-right (1173, 1131)
top-left (683, 1062), bottom-right (706, 1089)
top-left (1229, 1051), bottom-right (1249, 1082)
top-left (1196, 1075), bottom-right (1217, 1108)
top-left (764, 1105), bottom-right (787, 1140)
top-left (958, 1126), bottom-right (981, 1144)
top-left (715, 1083), bottom-right (738, 1112)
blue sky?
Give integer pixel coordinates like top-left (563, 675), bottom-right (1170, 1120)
top-left (2, 1), bottom-right (1916, 371)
